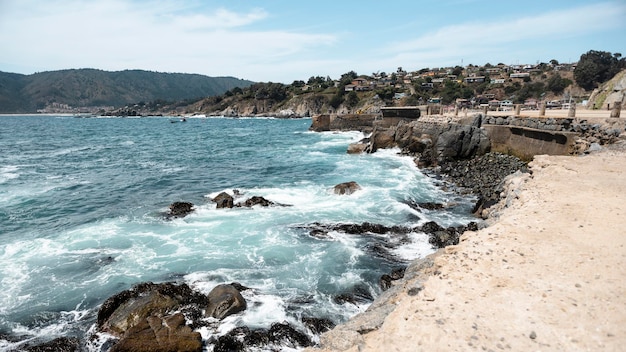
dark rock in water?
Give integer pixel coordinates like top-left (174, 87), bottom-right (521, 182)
top-left (333, 284), bottom-right (374, 305)
top-left (213, 323), bottom-right (313, 351)
top-left (96, 282), bottom-right (207, 338)
top-left (417, 221), bottom-right (478, 248)
top-left (229, 281), bottom-right (250, 292)
top-left (334, 222), bottom-right (412, 235)
top-left (238, 196), bottom-right (275, 207)
top-left (333, 181), bottom-right (361, 195)
top-left (418, 221), bottom-right (445, 234)
top-left (206, 284), bottom-right (247, 320)
top-left (212, 329), bottom-right (246, 352)
top-left (365, 242), bottom-right (403, 264)
top-left (267, 322), bottom-right (313, 348)
top-left (472, 196), bottom-right (499, 217)
top-left (23, 337), bottom-right (81, 352)
top-left (212, 192), bottom-right (234, 209)
top-left (110, 313), bottom-right (202, 352)
top-left (379, 267), bottom-right (406, 291)
top-left (347, 142), bottom-right (367, 154)
top-left (367, 127), bottom-right (396, 153)
top-left (417, 202), bottom-right (446, 210)
top-left (167, 201), bottom-right (194, 218)
top-left (429, 228), bottom-right (460, 248)
top-left (302, 317), bottom-right (336, 335)
top-left (298, 222), bottom-right (414, 241)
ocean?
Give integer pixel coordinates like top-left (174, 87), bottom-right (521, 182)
top-left (0, 115), bottom-right (476, 350)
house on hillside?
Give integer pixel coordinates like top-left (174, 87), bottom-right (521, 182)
top-left (345, 77), bottom-right (374, 92)
top-left (464, 75), bottom-right (485, 83)
top-left (510, 72), bottom-right (530, 79)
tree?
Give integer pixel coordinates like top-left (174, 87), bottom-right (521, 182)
top-left (345, 91), bottom-right (359, 107)
top-left (550, 59), bottom-right (559, 66)
top-left (574, 50), bottom-right (623, 90)
top-left (329, 94), bottom-right (344, 109)
top-left (339, 71), bottom-right (358, 86)
top-left (546, 74), bottom-right (572, 94)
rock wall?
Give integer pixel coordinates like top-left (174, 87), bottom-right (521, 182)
top-left (587, 69), bottom-right (626, 110)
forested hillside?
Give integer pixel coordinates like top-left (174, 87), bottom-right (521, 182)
top-left (0, 69), bottom-right (253, 113)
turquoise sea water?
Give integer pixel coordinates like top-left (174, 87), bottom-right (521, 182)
top-left (0, 115), bottom-right (475, 350)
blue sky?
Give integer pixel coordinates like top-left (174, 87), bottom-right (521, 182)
top-left (0, 0), bottom-right (624, 83)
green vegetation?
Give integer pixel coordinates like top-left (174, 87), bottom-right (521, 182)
top-left (574, 50), bottom-right (624, 90)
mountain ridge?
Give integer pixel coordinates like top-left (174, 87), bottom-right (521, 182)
top-left (0, 68), bottom-right (254, 113)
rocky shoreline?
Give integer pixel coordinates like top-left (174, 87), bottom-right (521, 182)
top-left (14, 113), bottom-right (625, 351)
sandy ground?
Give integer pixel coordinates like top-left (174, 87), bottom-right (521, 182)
top-left (311, 143), bottom-right (626, 351)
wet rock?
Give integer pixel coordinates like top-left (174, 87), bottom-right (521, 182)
top-left (267, 322), bottom-right (313, 348)
top-left (368, 127), bottom-right (396, 152)
top-left (429, 228), bottom-right (460, 248)
top-left (97, 282), bottom-right (206, 338)
top-left (347, 142), bottom-right (367, 154)
top-left (206, 284), bottom-right (247, 320)
top-left (213, 323), bottom-right (312, 351)
top-left (417, 202), bottom-right (446, 210)
top-left (333, 284), bottom-right (374, 305)
top-left (472, 196), bottom-right (499, 217)
top-left (417, 221), bottom-right (478, 248)
top-left (238, 196), bottom-right (275, 207)
top-left (379, 267), bottom-right (406, 291)
top-left (212, 192), bottom-right (234, 209)
top-left (333, 181), bottom-right (361, 195)
top-left (302, 317), bottom-right (336, 335)
top-left (110, 313), bottom-right (202, 352)
top-left (298, 222), bottom-right (414, 239)
top-left (167, 201), bottom-right (194, 218)
top-left (23, 337), bottom-right (81, 352)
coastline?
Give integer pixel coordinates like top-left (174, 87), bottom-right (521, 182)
top-left (309, 141), bottom-right (626, 351)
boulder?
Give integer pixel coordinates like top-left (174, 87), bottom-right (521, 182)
top-left (110, 313), bottom-right (202, 352)
top-left (97, 283), bottom-right (205, 333)
top-left (238, 196), bottom-right (275, 208)
top-left (429, 228), bottom-right (460, 248)
top-left (333, 283), bottom-right (374, 305)
top-left (347, 142), bottom-right (367, 154)
top-left (436, 125), bottom-right (490, 161)
top-left (367, 127), bottom-right (396, 152)
top-left (206, 284), bottom-right (247, 320)
top-left (301, 317), bottom-right (336, 335)
top-left (212, 192), bottom-right (234, 209)
top-left (213, 323), bottom-right (312, 351)
top-left (168, 202), bottom-right (194, 218)
top-left (97, 282), bottom-right (206, 352)
top-left (379, 267), bottom-right (406, 291)
top-left (23, 337), bottom-right (81, 352)
top-left (333, 181), bottom-right (361, 195)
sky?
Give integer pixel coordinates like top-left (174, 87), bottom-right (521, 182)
top-left (0, 0), bottom-right (625, 83)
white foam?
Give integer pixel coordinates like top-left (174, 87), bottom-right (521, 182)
top-left (393, 232), bottom-right (437, 261)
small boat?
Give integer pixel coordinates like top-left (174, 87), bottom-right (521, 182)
top-left (169, 117), bottom-right (187, 123)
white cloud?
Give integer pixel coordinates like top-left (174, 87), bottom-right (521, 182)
top-left (382, 2), bottom-right (625, 68)
top-left (169, 8), bottom-right (269, 30)
top-left (0, 0), bottom-right (336, 81)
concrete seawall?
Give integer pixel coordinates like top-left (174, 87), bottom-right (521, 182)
top-left (483, 125), bottom-right (578, 160)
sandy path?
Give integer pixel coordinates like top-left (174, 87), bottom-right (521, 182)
top-left (312, 145), bottom-right (626, 351)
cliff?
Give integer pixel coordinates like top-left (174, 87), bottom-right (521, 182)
top-left (587, 69), bottom-right (626, 110)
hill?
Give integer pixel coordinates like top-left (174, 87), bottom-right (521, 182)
top-left (0, 69), bottom-right (254, 113)
top-left (163, 66), bottom-right (586, 118)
